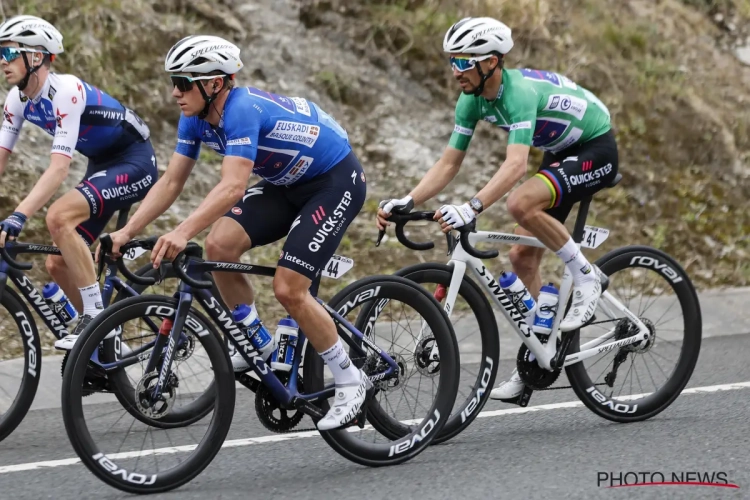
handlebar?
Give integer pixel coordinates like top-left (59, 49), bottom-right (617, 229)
top-left (171, 243), bottom-right (213, 289)
top-left (0, 244), bottom-right (33, 271)
top-left (377, 210), bottom-right (499, 260)
top-left (99, 233), bottom-right (160, 285)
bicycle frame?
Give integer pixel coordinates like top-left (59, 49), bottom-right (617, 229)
top-left (98, 258), bottom-right (400, 415)
top-left (0, 242), bottom-right (161, 363)
top-left (439, 230), bottom-right (651, 371)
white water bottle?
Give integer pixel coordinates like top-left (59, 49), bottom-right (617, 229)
top-left (499, 271), bottom-right (537, 323)
top-left (533, 283), bottom-right (559, 338)
top-left (270, 316), bottom-right (299, 372)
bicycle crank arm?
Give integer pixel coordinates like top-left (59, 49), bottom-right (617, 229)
top-left (292, 397), bottom-right (326, 420)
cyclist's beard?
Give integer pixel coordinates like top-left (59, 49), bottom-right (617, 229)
top-left (457, 77), bottom-right (477, 95)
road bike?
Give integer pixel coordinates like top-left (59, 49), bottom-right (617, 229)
top-left (61, 234), bottom-right (460, 494)
top-left (377, 173), bottom-right (702, 443)
top-left (0, 209), bottom-right (218, 441)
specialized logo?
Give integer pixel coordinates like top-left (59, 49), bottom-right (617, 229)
top-left (563, 156), bottom-right (578, 163)
top-left (570, 163), bottom-right (612, 186)
top-left (55, 108), bottom-right (67, 128)
top-left (242, 186), bottom-right (264, 202)
top-left (266, 121), bottom-right (320, 147)
top-left (288, 215), bottom-right (301, 235)
top-left (3, 105), bottom-right (13, 125)
top-left (101, 174), bottom-right (153, 200)
top-left (308, 191), bottom-right (352, 252)
top-left (190, 44), bottom-right (235, 59)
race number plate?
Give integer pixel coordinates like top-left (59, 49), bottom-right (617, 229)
top-left (321, 254), bottom-right (353, 279)
top-left (581, 226), bottom-right (610, 249)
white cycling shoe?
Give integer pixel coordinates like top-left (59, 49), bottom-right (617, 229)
top-left (560, 266), bottom-right (606, 332)
top-left (317, 369), bottom-right (372, 431)
top-left (489, 368), bottom-right (525, 401)
top-left (54, 315), bottom-right (124, 351)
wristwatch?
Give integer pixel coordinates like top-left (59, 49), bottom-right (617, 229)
top-left (469, 197), bottom-right (484, 214)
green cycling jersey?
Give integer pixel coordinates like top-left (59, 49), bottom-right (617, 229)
top-left (449, 68), bottom-right (611, 153)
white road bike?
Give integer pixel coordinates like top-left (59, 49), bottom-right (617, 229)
top-left (376, 173), bottom-right (702, 444)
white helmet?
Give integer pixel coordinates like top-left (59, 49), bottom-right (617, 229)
top-left (0, 15), bottom-right (64, 54)
top-left (165, 35), bottom-right (243, 74)
top-left (443, 17), bottom-right (513, 55)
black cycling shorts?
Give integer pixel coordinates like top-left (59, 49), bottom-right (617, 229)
top-left (75, 140), bottom-right (158, 244)
top-left (225, 150), bottom-right (367, 281)
top-left (534, 129), bottom-right (619, 223)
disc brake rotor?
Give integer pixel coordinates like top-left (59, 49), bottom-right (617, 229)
top-left (135, 370), bottom-right (177, 419)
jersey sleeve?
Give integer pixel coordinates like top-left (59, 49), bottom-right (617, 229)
top-left (0, 90), bottom-right (26, 153)
top-left (223, 95), bottom-right (262, 161)
top-left (50, 78), bottom-right (86, 158)
top-left (503, 82), bottom-right (539, 146)
top-left (174, 114), bottom-right (201, 160)
top-left (447, 93), bottom-right (479, 151)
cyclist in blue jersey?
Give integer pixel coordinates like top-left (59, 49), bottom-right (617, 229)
top-left (0, 15), bottom-right (157, 348)
top-left (104, 35), bottom-right (369, 430)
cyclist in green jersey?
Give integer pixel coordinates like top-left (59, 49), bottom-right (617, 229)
top-left (376, 17), bottom-right (619, 401)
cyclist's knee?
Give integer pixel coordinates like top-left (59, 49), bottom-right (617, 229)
top-left (506, 190), bottom-right (535, 226)
top-left (45, 254), bottom-right (67, 277)
top-left (206, 226), bottom-right (249, 262)
top-left (273, 270), bottom-right (308, 312)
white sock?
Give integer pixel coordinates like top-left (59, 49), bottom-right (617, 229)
top-left (79, 283), bottom-right (104, 318)
top-left (319, 338), bottom-right (361, 385)
top-left (555, 238), bottom-right (595, 284)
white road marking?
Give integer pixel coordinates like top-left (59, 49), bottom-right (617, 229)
top-left (1, 380), bottom-right (748, 474)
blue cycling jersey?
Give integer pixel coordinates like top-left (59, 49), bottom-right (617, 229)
top-left (0, 73), bottom-right (151, 160)
top-left (175, 87), bottom-right (352, 186)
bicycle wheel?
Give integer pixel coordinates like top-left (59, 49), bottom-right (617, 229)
top-left (393, 263), bottom-right (500, 444)
top-left (566, 245), bottom-right (701, 422)
top-left (62, 294), bottom-right (235, 494)
top-left (303, 275), bottom-right (459, 466)
top-left (101, 263), bottom-right (217, 428)
top-left (0, 287), bottom-right (42, 442)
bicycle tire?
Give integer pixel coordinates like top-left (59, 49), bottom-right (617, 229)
top-left (303, 275), bottom-right (459, 466)
top-left (393, 263), bottom-right (500, 444)
top-left (61, 294), bottom-right (235, 494)
top-left (566, 245), bottom-right (701, 423)
top-left (0, 287), bottom-right (42, 442)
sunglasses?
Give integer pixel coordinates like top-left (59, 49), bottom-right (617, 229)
top-left (169, 74), bottom-right (222, 92)
top-left (450, 54), bottom-right (494, 72)
top-left (1, 47), bottom-right (48, 63)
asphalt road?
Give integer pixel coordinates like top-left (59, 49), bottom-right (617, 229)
top-left (0, 328), bottom-right (748, 499)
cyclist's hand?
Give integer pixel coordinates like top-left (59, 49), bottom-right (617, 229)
top-left (0, 212), bottom-right (27, 247)
top-left (436, 203), bottom-right (475, 233)
top-left (152, 230), bottom-right (187, 269)
top-left (377, 196), bottom-right (413, 230)
top-left (95, 229), bottom-right (130, 263)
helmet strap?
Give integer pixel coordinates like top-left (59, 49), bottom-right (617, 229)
top-left (471, 53), bottom-right (502, 97)
top-left (17, 51), bottom-right (43, 92)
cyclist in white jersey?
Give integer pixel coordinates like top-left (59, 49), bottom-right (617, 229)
top-left (0, 16), bottom-right (157, 346)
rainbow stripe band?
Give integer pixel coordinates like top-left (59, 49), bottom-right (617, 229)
top-left (534, 171), bottom-right (562, 208)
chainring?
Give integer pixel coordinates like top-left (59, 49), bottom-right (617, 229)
top-left (61, 349), bottom-right (111, 397)
top-left (516, 337), bottom-right (563, 390)
top-left (255, 373), bottom-right (305, 433)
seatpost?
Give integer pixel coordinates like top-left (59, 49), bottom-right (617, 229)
top-left (572, 197), bottom-right (592, 244)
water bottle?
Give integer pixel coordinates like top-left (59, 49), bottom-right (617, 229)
top-left (232, 304), bottom-right (275, 361)
top-left (533, 283), bottom-right (559, 340)
top-left (42, 282), bottom-right (78, 325)
top-left (270, 316), bottom-right (299, 372)
top-left (499, 272), bottom-right (536, 322)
